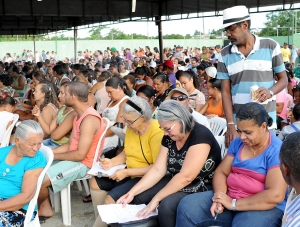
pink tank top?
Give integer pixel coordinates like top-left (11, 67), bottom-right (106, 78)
top-left (95, 81), bottom-right (111, 113)
top-left (68, 106), bottom-right (106, 168)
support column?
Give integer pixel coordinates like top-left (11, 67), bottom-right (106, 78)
top-left (157, 0), bottom-right (163, 63)
top-left (74, 26), bottom-right (78, 63)
top-left (33, 35), bottom-right (36, 61)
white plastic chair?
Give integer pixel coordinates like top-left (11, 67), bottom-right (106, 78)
top-left (24, 144), bottom-right (54, 227)
top-left (215, 136), bottom-right (227, 159)
top-left (208, 117), bottom-right (227, 136)
top-left (1, 114), bottom-right (19, 147)
top-left (53, 118), bottom-right (109, 226)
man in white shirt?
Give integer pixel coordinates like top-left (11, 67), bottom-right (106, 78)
top-left (168, 88), bottom-right (210, 129)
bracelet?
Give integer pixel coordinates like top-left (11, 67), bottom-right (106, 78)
top-left (232, 199), bottom-right (237, 211)
top-left (227, 122), bottom-right (235, 125)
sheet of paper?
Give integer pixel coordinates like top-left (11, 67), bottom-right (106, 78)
top-left (87, 162), bottom-right (126, 177)
top-left (97, 204), bottom-right (157, 224)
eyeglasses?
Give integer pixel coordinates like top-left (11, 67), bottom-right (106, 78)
top-left (223, 24), bottom-right (241, 35)
top-left (159, 123), bottom-right (175, 133)
top-left (121, 115), bottom-right (142, 126)
top-left (170, 95), bottom-right (188, 101)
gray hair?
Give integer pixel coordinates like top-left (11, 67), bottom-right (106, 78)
top-left (14, 120), bottom-right (44, 141)
top-left (157, 100), bottom-right (194, 133)
top-left (123, 96), bottom-right (152, 121)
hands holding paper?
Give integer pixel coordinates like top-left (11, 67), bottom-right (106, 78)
top-left (109, 169), bottom-right (128, 182)
top-left (99, 158), bottom-right (113, 170)
top-left (117, 193), bottom-right (159, 218)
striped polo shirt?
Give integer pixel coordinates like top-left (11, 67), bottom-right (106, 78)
top-left (217, 35), bottom-right (285, 129)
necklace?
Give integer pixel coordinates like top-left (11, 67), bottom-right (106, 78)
top-left (250, 134), bottom-right (269, 155)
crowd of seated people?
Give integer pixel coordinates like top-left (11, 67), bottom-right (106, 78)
top-left (0, 44), bottom-right (300, 227)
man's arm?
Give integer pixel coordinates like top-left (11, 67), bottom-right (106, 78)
top-left (221, 80), bottom-right (238, 147)
top-left (54, 115), bottom-right (100, 161)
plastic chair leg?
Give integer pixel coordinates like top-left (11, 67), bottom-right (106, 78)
top-left (76, 181), bottom-right (83, 191)
top-left (82, 179), bottom-right (90, 196)
top-left (49, 188), bottom-right (61, 212)
top-left (60, 184), bottom-right (71, 226)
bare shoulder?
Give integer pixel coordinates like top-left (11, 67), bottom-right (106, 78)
top-left (80, 114), bottom-right (101, 132)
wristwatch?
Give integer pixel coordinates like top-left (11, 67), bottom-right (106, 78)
top-left (268, 90), bottom-right (274, 98)
top-left (232, 199), bottom-right (237, 211)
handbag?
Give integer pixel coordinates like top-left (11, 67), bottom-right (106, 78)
top-left (109, 216), bottom-right (159, 227)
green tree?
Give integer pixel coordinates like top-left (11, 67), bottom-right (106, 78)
top-left (185, 34), bottom-right (192, 39)
top-left (89, 25), bottom-right (107, 39)
top-left (194, 30), bottom-right (200, 36)
top-left (163, 34), bottom-right (184, 39)
top-left (260, 9), bottom-right (300, 36)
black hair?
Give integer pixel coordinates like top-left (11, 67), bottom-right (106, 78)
top-left (0, 96), bottom-right (16, 106)
top-left (106, 77), bottom-right (131, 96)
top-left (135, 66), bottom-right (146, 75)
top-left (280, 132), bottom-right (300, 182)
top-left (293, 103), bottom-right (300, 121)
top-left (73, 64), bottom-right (81, 70)
top-left (153, 47), bottom-right (159, 53)
top-left (176, 70), bottom-right (200, 89)
top-left (196, 63), bottom-right (208, 71)
top-left (37, 62), bottom-right (43, 69)
top-left (0, 74), bottom-right (13, 86)
top-left (22, 65), bottom-right (30, 73)
top-left (153, 72), bottom-right (169, 83)
top-left (98, 71), bottom-right (111, 82)
top-left (236, 102), bottom-right (273, 127)
top-left (208, 78), bottom-right (221, 91)
top-left (137, 85), bottom-right (156, 100)
top-left (11, 66), bottom-right (19, 73)
top-left (37, 80), bottom-right (59, 111)
top-left (52, 64), bottom-right (64, 75)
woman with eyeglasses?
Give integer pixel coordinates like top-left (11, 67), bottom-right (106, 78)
top-left (176, 70), bottom-right (205, 112)
top-left (90, 96), bottom-right (164, 227)
top-left (153, 72), bottom-right (173, 106)
top-left (117, 100), bottom-right (221, 227)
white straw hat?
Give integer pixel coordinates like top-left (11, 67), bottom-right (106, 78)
top-left (220, 5), bottom-right (251, 29)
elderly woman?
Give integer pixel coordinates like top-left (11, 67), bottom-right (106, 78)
top-left (0, 120), bottom-right (46, 226)
top-left (176, 102), bottom-right (287, 227)
top-left (90, 96), bottom-right (164, 227)
top-left (118, 100), bottom-right (221, 227)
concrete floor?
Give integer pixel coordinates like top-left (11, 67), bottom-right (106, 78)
top-left (41, 184), bottom-right (95, 227)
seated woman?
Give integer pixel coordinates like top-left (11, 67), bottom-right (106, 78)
top-left (123, 74), bottom-right (137, 97)
top-left (90, 96), bottom-right (164, 227)
top-left (177, 70), bottom-right (205, 112)
top-left (101, 77), bottom-right (130, 152)
top-left (135, 66), bottom-right (153, 87)
top-left (0, 120), bottom-right (46, 226)
top-left (153, 72), bottom-right (173, 106)
top-left (32, 80), bottom-right (59, 138)
top-left (176, 102), bottom-right (287, 227)
top-left (136, 85), bottom-right (158, 119)
top-left (91, 71), bottom-right (111, 114)
top-left (33, 82), bottom-right (76, 148)
top-left (200, 78), bottom-right (223, 118)
top-left (10, 65), bottom-right (26, 97)
top-left (29, 71), bottom-right (46, 106)
top-left (118, 100), bottom-right (221, 227)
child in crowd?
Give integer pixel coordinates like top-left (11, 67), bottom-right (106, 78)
top-left (278, 103), bottom-right (300, 141)
top-left (200, 78), bottom-right (223, 118)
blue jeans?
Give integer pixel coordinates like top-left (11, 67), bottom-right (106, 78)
top-left (43, 138), bottom-right (59, 149)
top-left (176, 191), bottom-right (283, 227)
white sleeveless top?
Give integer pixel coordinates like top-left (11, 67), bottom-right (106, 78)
top-left (101, 95), bottom-right (129, 149)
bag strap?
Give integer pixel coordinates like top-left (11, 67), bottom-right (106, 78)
top-left (290, 124), bottom-right (299, 132)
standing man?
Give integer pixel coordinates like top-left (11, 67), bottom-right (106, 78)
top-left (282, 43), bottom-right (291, 63)
top-left (217, 5), bottom-right (287, 146)
top-left (37, 81), bottom-right (106, 218)
top-left (110, 47), bottom-right (122, 63)
top-left (291, 44), bottom-right (298, 67)
top-left (162, 60), bottom-right (176, 89)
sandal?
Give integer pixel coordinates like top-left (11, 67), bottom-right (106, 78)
top-left (82, 194), bottom-right (92, 203)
